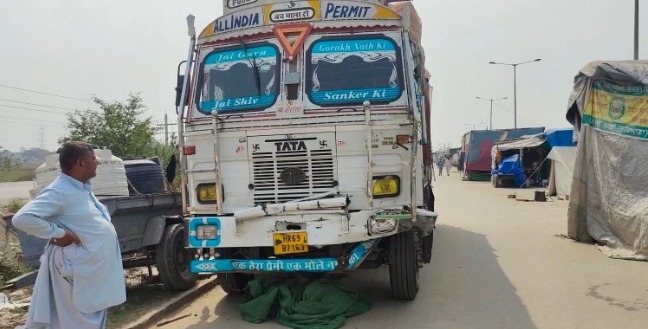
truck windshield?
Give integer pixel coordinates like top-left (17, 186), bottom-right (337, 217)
top-left (196, 44), bottom-right (280, 113)
top-left (306, 36), bottom-right (403, 106)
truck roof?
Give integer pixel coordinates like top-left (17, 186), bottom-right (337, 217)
top-left (197, 0), bottom-right (422, 45)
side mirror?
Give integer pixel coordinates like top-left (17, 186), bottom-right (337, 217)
top-left (175, 74), bottom-right (189, 107)
top-left (175, 60), bottom-right (190, 108)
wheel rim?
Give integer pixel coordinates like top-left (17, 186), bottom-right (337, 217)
top-left (174, 232), bottom-right (192, 275)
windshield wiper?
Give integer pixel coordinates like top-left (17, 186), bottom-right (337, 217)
top-left (239, 40), bottom-right (261, 98)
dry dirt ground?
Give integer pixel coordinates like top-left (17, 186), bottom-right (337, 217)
top-left (149, 173), bottom-right (648, 329)
top-left (0, 288), bottom-right (31, 329)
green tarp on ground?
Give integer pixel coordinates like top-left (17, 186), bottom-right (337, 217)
top-left (240, 276), bottom-right (372, 329)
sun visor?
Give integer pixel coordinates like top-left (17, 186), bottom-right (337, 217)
top-left (223, 0), bottom-right (392, 16)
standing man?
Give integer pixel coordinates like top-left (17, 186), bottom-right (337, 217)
top-left (431, 153), bottom-right (438, 181)
top-left (12, 141), bottom-right (126, 329)
top-left (457, 151), bottom-right (465, 178)
top-left (444, 156), bottom-right (452, 176)
top-left (437, 154), bottom-right (444, 177)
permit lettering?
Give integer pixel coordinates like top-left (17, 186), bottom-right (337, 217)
top-left (324, 3), bottom-right (372, 19)
top-left (227, 0), bottom-right (257, 9)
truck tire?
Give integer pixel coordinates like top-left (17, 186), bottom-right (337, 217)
top-left (421, 184), bottom-right (435, 263)
top-left (156, 223), bottom-right (198, 291)
top-left (421, 231), bottom-right (433, 264)
top-left (423, 184), bottom-right (435, 212)
top-left (217, 273), bottom-right (252, 295)
top-left (389, 231), bottom-right (419, 300)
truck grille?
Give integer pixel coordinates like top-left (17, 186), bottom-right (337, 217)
top-left (252, 149), bottom-right (335, 204)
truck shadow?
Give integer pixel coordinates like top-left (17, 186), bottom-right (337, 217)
top-left (184, 224), bottom-right (537, 329)
top-left (343, 224), bottom-right (538, 328)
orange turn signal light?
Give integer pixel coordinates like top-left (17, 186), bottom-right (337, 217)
top-left (396, 135), bottom-right (412, 145)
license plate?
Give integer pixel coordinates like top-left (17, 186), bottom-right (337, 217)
top-left (273, 232), bottom-right (308, 255)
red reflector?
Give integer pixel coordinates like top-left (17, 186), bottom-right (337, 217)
top-left (183, 146), bottom-right (196, 155)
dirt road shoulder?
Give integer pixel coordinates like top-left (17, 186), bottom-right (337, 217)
top-left (118, 275), bottom-right (218, 329)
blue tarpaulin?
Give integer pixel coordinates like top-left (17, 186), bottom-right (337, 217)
top-left (545, 128), bottom-right (576, 147)
top-left (493, 154), bottom-right (526, 187)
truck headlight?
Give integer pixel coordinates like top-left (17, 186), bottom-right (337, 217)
top-left (369, 218), bottom-right (397, 235)
top-left (372, 176), bottom-right (400, 198)
top-left (196, 184), bottom-right (217, 204)
top-left (196, 225), bottom-right (219, 240)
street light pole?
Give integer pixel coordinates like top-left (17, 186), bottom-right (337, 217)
top-left (476, 96), bottom-right (508, 130)
top-left (513, 66), bottom-right (517, 128)
top-left (489, 59), bottom-right (541, 129)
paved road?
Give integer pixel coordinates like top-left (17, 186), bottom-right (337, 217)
top-left (149, 174), bottom-right (648, 329)
top-left (0, 181), bottom-right (35, 204)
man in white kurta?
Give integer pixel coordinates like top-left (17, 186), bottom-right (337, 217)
top-left (444, 157), bottom-right (452, 176)
top-left (12, 142), bottom-right (126, 329)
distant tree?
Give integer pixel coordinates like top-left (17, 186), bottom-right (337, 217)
top-left (0, 146), bottom-right (22, 179)
top-left (58, 93), bottom-right (158, 158)
top-left (19, 148), bottom-right (53, 164)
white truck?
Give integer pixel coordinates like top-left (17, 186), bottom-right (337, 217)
top-left (176, 0), bottom-right (436, 300)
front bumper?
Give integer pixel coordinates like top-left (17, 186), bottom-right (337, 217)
top-left (186, 210), bottom-right (397, 248)
top-left (190, 239), bottom-right (380, 273)
top-left (186, 208), bottom-right (438, 249)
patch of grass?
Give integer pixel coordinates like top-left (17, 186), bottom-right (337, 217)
top-left (0, 243), bottom-right (30, 287)
top-left (5, 199), bottom-right (27, 214)
top-left (0, 212), bottom-right (30, 288)
top-left (106, 283), bottom-right (182, 329)
top-left (0, 164), bottom-right (39, 183)
top-left (7, 307), bottom-right (27, 315)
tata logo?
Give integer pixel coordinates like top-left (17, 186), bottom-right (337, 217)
top-left (227, 0), bottom-right (257, 9)
top-left (275, 141), bottom-right (307, 152)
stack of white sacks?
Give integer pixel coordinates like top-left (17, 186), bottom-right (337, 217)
top-left (31, 149), bottom-right (129, 198)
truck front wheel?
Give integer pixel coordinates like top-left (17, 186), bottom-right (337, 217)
top-left (156, 223), bottom-right (198, 291)
top-left (421, 184), bottom-right (435, 263)
top-left (217, 273), bottom-right (253, 295)
top-left (421, 231), bottom-right (434, 264)
top-left (389, 231), bottom-right (419, 300)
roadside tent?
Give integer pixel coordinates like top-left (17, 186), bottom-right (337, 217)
top-left (490, 128), bottom-right (576, 188)
top-left (462, 127), bottom-right (544, 181)
top-left (462, 130), bottom-right (503, 181)
top-left (544, 128), bottom-right (577, 196)
top-left (490, 134), bottom-right (550, 187)
top-left (546, 146), bottom-right (577, 197)
top-left (565, 60), bottom-right (648, 260)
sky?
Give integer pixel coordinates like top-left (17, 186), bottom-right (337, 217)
top-left (0, 0), bottom-right (644, 152)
